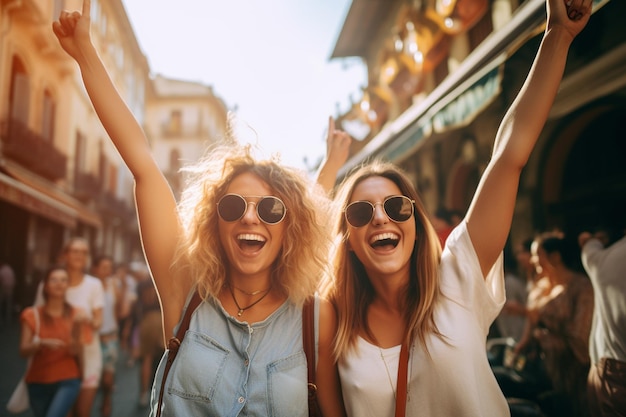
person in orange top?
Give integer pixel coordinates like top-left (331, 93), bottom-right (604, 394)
top-left (20, 265), bottom-right (83, 417)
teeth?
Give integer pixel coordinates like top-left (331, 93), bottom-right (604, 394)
top-left (369, 232), bottom-right (399, 244)
top-left (237, 233), bottom-right (266, 242)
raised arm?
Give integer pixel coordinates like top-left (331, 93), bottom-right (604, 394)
top-left (316, 116), bottom-right (352, 195)
top-left (52, 0), bottom-right (189, 334)
top-left (465, 0), bottom-right (592, 277)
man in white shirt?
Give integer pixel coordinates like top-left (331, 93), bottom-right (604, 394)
top-left (579, 228), bottom-right (626, 416)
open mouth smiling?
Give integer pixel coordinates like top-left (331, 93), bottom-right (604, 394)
top-left (237, 233), bottom-right (267, 250)
top-left (369, 232), bottom-right (400, 249)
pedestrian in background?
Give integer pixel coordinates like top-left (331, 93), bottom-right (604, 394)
top-left (36, 237), bottom-right (105, 417)
top-left (91, 255), bottom-right (120, 417)
top-left (579, 226), bottom-right (626, 417)
top-left (114, 262), bottom-right (137, 363)
top-left (20, 265), bottom-right (82, 417)
top-left (495, 247), bottom-right (528, 342)
top-left (132, 266), bottom-right (162, 408)
top-left (0, 257), bottom-right (16, 327)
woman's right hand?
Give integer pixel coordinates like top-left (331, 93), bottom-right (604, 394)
top-left (51, 0), bottom-right (93, 62)
top-left (547, 0), bottom-right (591, 39)
top-left (316, 116), bottom-right (352, 194)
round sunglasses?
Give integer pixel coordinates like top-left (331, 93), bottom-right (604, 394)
top-left (345, 195), bottom-right (415, 228)
top-left (217, 194), bottom-right (287, 225)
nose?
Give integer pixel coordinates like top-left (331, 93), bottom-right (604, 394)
top-left (241, 201), bottom-right (260, 224)
top-left (371, 202), bottom-right (388, 225)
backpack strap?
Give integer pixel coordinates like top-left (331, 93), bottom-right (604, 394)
top-left (302, 297), bottom-right (316, 383)
top-left (156, 291), bottom-right (203, 417)
top-left (302, 297), bottom-right (321, 415)
top-left (395, 341), bottom-right (410, 417)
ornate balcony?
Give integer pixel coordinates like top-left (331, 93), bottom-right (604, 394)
top-left (74, 172), bottom-right (102, 202)
top-left (1, 118), bottom-right (67, 181)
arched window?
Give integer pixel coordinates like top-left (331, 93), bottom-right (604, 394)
top-left (9, 56), bottom-right (29, 125)
top-left (41, 90), bottom-right (55, 142)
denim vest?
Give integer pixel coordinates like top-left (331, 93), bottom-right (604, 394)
top-left (150, 296), bottom-right (312, 417)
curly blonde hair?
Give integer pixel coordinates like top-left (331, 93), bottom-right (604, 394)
top-left (172, 142), bottom-right (333, 307)
top-left (324, 160), bottom-right (443, 359)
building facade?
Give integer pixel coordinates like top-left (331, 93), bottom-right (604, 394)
top-left (144, 74), bottom-right (229, 201)
top-left (331, 0), bottom-right (626, 247)
top-left (0, 0), bottom-right (228, 309)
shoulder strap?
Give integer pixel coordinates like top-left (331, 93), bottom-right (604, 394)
top-left (302, 297), bottom-right (316, 384)
top-left (395, 341), bottom-right (410, 417)
top-left (156, 291), bottom-right (203, 417)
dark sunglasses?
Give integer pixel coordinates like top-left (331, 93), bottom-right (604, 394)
top-left (217, 194), bottom-right (287, 225)
top-left (345, 195), bottom-right (415, 228)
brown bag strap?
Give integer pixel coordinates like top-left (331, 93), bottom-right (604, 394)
top-left (302, 297), bottom-right (316, 390)
top-left (395, 341), bottom-right (410, 417)
top-left (156, 291), bottom-right (203, 417)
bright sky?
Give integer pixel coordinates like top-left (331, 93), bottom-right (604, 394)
top-left (121, 0), bottom-right (366, 172)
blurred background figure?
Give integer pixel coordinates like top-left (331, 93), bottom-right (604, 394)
top-left (130, 262), bottom-right (162, 408)
top-left (114, 263), bottom-right (137, 363)
top-left (91, 255), bottom-right (120, 417)
top-left (495, 246), bottom-right (528, 343)
top-left (579, 225), bottom-right (626, 417)
top-left (524, 232), bottom-right (593, 417)
top-left (0, 258), bottom-right (16, 327)
top-left (431, 206), bottom-right (456, 247)
top-left (36, 237), bottom-right (105, 417)
top-left (20, 265), bottom-right (83, 417)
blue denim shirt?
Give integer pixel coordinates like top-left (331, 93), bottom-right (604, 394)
top-left (150, 296), bottom-right (310, 417)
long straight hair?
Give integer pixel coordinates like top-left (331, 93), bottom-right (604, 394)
top-left (326, 161), bottom-right (443, 358)
top-left (40, 265), bottom-right (74, 323)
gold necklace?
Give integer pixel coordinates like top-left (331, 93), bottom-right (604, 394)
top-left (379, 347), bottom-right (397, 400)
top-left (233, 285), bottom-right (271, 296)
top-left (228, 285), bottom-right (271, 317)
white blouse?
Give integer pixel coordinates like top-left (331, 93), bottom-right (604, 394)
top-left (339, 221), bottom-right (510, 417)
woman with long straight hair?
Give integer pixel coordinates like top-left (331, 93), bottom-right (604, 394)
top-left (318, 0), bottom-right (593, 415)
top-left (20, 266), bottom-right (83, 417)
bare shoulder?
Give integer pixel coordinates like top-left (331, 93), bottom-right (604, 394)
top-left (318, 297), bottom-right (338, 336)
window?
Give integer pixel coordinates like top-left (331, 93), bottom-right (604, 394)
top-left (41, 90), bottom-right (55, 142)
top-left (168, 110), bottom-right (182, 136)
top-left (9, 57), bottom-right (29, 125)
top-left (74, 131), bottom-right (87, 176)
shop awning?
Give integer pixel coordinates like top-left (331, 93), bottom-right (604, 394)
top-left (0, 172), bottom-right (77, 228)
top-left (0, 166), bottom-right (102, 228)
top-left (384, 58), bottom-right (503, 162)
top-left (337, 0), bottom-right (611, 177)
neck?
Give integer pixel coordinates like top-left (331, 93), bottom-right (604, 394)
top-left (368, 274), bottom-right (407, 314)
top-left (553, 267), bottom-right (575, 285)
top-left (67, 269), bottom-right (84, 286)
top-left (45, 297), bottom-right (66, 311)
top-left (228, 271), bottom-right (273, 295)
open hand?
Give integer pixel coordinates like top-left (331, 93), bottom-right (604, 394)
top-left (325, 116), bottom-right (352, 169)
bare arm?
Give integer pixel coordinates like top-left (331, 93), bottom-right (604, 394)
top-left (52, 0), bottom-right (189, 335)
top-left (466, 0), bottom-right (592, 277)
top-left (316, 117), bottom-right (352, 195)
top-left (317, 299), bottom-right (347, 417)
top-left (19, 316), bottom-right (38, 358)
